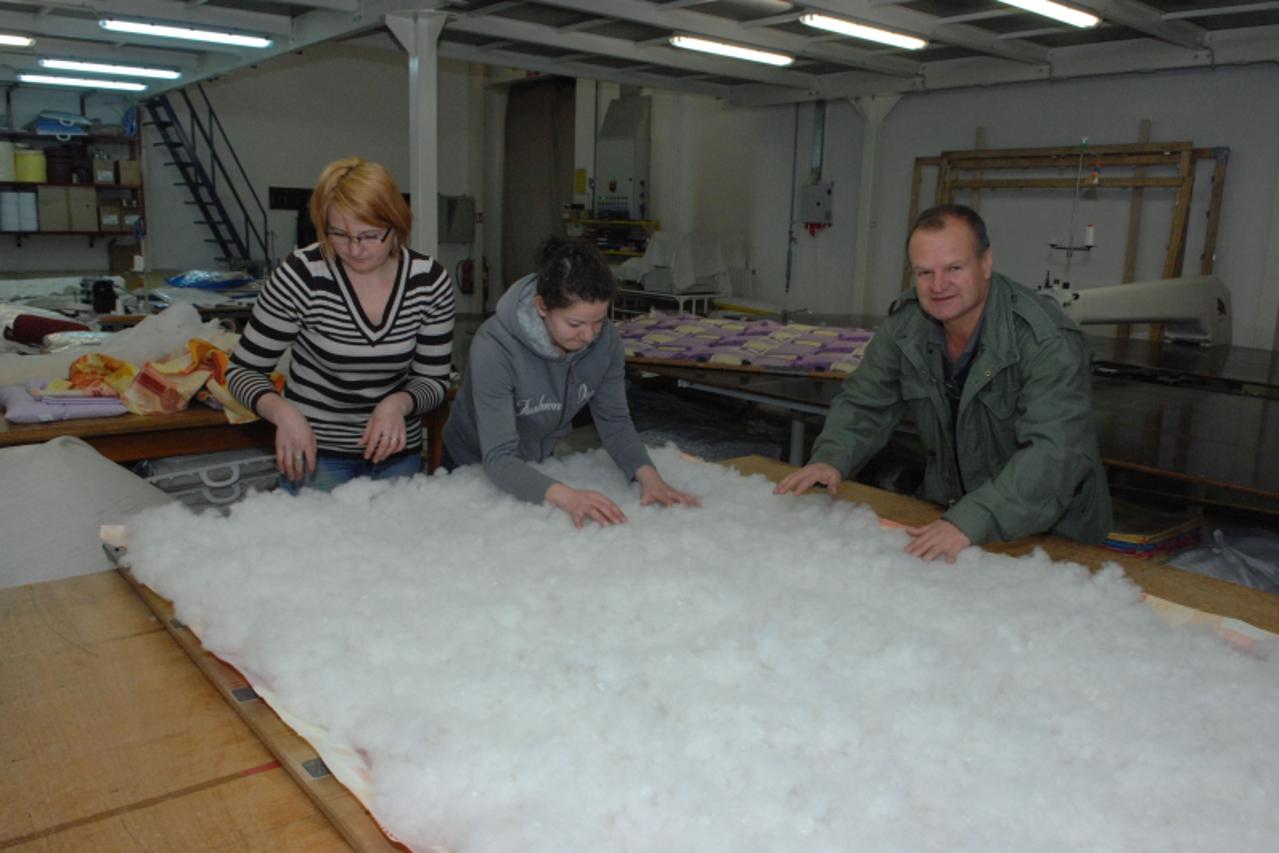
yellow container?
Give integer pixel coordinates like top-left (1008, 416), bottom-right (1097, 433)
top-left (14, 148), bottom-right (47, 183)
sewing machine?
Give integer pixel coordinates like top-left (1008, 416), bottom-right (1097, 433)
top-left (1038, 275), bottom-right (1232, 346)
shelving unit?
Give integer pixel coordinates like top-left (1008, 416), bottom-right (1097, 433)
top-left (1, 129), bottom-right (144, 252)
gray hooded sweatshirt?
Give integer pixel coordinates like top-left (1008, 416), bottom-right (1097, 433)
top-left (442, 274), bottom-right (653, 503)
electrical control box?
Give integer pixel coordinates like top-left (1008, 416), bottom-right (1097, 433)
top-left (799, 182), bottom-right (834, 225)
top-left (438, 194), bottom-right (476, 244)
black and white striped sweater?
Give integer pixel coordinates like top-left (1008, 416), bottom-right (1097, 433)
top-left (227, 243), bottom-right (454, 456)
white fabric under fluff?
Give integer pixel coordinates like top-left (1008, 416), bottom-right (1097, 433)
top-left (125, 447), bottom-right (1279, 853)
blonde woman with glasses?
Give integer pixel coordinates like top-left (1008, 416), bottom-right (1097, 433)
top-left (227, 157), bottom-right (454, 493)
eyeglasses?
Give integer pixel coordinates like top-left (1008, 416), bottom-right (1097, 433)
top-left (326, 226), bottom-right (392, 247)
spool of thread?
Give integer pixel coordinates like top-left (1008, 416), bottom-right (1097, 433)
top-left (0, 141), bottom-right (16, 181)
top-left (0, 190), bottom-right (18, 231)
top-left (14, 148), bottom-right (47, 183)
top-left (18, 191), bottom-right (38, 231)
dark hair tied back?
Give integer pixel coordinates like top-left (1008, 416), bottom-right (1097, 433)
top-left (536, 235), bottom-right (617, 309)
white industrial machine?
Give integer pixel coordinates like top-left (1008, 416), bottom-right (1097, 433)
top-left (616, 231), bottom-right (730, 295)
top-left (1038, 275), bottom-right (1232, 346)
top-left (595, 96), bottom-right (650, 220)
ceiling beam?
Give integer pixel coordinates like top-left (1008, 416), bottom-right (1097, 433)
top-left (727, 23), bottom-right (1279, 107)
top-left (445, 12), bottom-right (819, 88)
top-left (4, 33), bottom-right (202, 66)
top-left (235, 0), bottom-right (362, 13)
top-left (442, 40), bottom-right (731, 98)
top-left (0, 7), bottom-right (256, 55)
top-left (1164, 2), bottom-right (1279, 20)
top-left (1072, 0), bottom-right (1207, 49)
top-left (0, 0), bottom-right (295, 36)
top-left (530, 0), bottom-right (920, 77)
top-left (804, 0), bottom-right (1051, 64)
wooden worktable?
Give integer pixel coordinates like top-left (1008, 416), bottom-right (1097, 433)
top-left (4, 455), bottom-right (1276, 850)
top-left (0, 571), bottom-right (350, 850)
top-left (0, 404), bottom-right (450, 469)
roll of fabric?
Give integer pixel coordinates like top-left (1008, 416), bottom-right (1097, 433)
top-left (5, 314), bottom-right (93, 346)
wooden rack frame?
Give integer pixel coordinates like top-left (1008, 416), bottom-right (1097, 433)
top-left (904, 141), bottom-right (1230, 342)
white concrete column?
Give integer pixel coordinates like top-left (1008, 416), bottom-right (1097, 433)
top-left (387, 10), bottom-right (447, 257)
top-left (850, 94), bottom-right (901, 318)
top-left (464, 63), bottom-right (488, 316)
top-left (482, 84), bottom-right (509, 310)
top-left (574, 79), bottom-right (597, 210)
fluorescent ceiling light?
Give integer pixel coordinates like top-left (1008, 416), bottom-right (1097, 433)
top-left (0, 33), bottom-right (36, 47)
top-left (799, 13), bottom-right (928, 50)
top-left (100, 19), bottom-right (273, 48)
top-left (19, 73), bottom-right (147, 91)
top-left (998, 0), bottom-right (1100, 28)
top-left (669, 35), bottom-right (794, 67)
top-left (40, 58), bottom-right (181, 80)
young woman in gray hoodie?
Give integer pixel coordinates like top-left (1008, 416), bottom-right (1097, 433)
top-left (443, 237), bottom-right (698, 527)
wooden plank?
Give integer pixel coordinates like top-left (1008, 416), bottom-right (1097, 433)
top-left (0, 572), bottom-right (349, 851)
top-left (1155, 147), bottom-right (1198, 342)
top-left (725, 455), bottom-right (1279, 635)
top-left (1200, 148), bottom-right (1230, 275)
top-left (120, 571), bottom-right (401, 853)
top-left (1118, 118), bottom-right (1153, 340)
top-left (939, 141), bottom-right (1193, 160)
top-left (942, 152), bottom-right (1187, 170)
top-left (948, 176), bottom-right (1184, 190)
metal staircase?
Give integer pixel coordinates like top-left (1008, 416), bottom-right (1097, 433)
top-left (144, 86), bottom-right (271, 270)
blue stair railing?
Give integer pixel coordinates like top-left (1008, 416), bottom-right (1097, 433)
top-left (144, 85), bottom-right (272, 270)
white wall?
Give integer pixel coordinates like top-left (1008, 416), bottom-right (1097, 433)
top-left (653, 64), bottom-right (1279, 348)
top-left (145, 41), bottom-right (483, 311)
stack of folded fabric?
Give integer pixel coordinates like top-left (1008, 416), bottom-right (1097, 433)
top-left (0, 380), bottom-right (128, 423)
top-left (1101, 499), bottom-right (1204, 561)
top-left (619, 313), bottom-right (873, 375)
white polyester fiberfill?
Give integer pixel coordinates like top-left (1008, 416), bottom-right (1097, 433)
top-left (126, 447), bottom-right (1279, 853)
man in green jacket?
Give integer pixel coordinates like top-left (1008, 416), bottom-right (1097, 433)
top-left (775, 203), bottom-right (1112, 562)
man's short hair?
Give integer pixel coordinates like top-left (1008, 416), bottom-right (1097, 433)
top-left (908, 204), bottom-right (991, 255)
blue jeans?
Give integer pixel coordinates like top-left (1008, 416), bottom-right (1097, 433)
top-left (277, 449), bottom-right (422, 495)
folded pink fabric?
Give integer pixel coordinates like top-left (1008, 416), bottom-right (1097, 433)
top-left (0, 382), bottom-right (128, 424)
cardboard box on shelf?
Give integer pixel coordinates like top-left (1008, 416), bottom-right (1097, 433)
top-left (37, 186), bottom-right (69, 231)
top-left (93, 159), bottom-right (116, 184)
top-left (115, 160), bottom-right (141, 187)
top-left (99, 205), bottom-right (124, 232)
top-left (68, 186), bottom-right (98, 232)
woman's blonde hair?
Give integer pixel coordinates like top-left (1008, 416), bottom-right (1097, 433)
top-left (309, 157), bottom-right (412, 256)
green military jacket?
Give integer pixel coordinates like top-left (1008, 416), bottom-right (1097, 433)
top-left (810, 272), bottom-right (1112, 545)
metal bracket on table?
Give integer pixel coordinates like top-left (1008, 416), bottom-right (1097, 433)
top-left (676, 379), bottom-right (831, 465)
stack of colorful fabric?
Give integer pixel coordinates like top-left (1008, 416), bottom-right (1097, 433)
top-left (1101, 499), bottom-right (1204, 561)
top-left (619, 313), bottom-right (873, 375)
top-left (1, 337), bottom-right (266, 426)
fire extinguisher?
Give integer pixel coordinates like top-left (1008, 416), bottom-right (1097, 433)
top-left (456, 258), bottom-right (475, 295)
top-left (456, 257), bottom-right (492, 306)
top-left (455, 258), bottom-right (491, 295)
